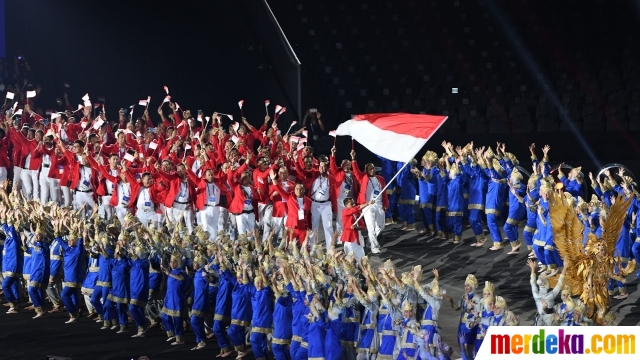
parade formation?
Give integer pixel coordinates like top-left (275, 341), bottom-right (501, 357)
top-left (0, 91), bottom-right (638, 360)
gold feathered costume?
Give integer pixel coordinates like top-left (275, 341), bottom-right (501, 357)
top-left (548, 192), bottom-right (635, 325)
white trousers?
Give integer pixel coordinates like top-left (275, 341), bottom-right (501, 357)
top-left (0, 167), bottom-right (7, 183)
top-left (99, 195), bottom-right (114, 221)
top-left (73, 191), bottom-right (96, 218)
top-left (169, 203), bottom-right (194, 233)
top-left (12, 166), bottom-right (22, 192)
top-left (39, 171), bottom-right (54, 204)
top-left (114, 205), bottom-right (128, 225)
top-left (258, 203), bottom-right (274, 241)
top-left (235, 212), bottom-right (255, 239)
top-left (363, 203), bottom-right (384, 250)
top-left (136, 208), bottom-right (158, 229)
top-left (20, 168), bottom-right (39, 201)
top-left (48, 178), bottom-right (61, 205)
top-left (61, 186), bottom-right (72, 207)
top-left (310, 201), bottom-right (334, 248)
top-left (344, 240), bottom-right (365, 262)
top-left (198, 206), bottom-right (223, 240)
top-left (270, 217), bottom-right (285, 241)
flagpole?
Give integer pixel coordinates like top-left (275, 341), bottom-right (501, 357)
top-left (353, 160), bottom-right (411, 224)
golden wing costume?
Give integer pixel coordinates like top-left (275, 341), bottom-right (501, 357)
top-left (548, 192), bottom-right (635, 325)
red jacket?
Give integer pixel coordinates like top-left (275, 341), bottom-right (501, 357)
top-left (185, 168), bottom-right (230, 211)
top-left (157, 169), bottom-right (197, 208)
top-left (227, 166), bottom-right (257, 215)
top-left (275, 181), bottom-right (311, 230)
top-left (352, 160), bottom-right (389, 209)
top-left (253, 164), bottom-right (278, 204)
top-left (37, 143), bottom-right (67, 180)
top-left (88, 156), bottom-right (140, 209)
top-left (269, 179), bottom-right (295, 218)
top-left (62, 149), bottom-right (100, 192)
top-left (341, 206), bottom-right (365, 243)
top-left (0, 137), bottom-right (11, 168)
top-left (330, 154), bottom-right (360, 199)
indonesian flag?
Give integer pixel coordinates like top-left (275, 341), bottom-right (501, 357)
top-left (138, 99), bottom-right (148, 106)
top-left (27, 90), bottom-right (37, 98)
top-left (335, 113), bottom-right (447, 162)
top-left (238, 100), bottom-right (244, 109)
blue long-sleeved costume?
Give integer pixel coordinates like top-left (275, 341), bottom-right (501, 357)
top-left (503, 179), bottom-right (526, 246)
top-left (211, 263), bottom-right (234, 353)
top-left (228, 275), bottom-right (253, 352)
top-left (161, 268), bottom-right (187, 339)
top-left (1, 223), bottom-right (24, 307)
top-left (108, 257), bottom-right (132, 326)
top-left (60, 237), bottom-right (85, 316)
top-left (397, 162), bottom-right (417, 227)
top-left (483, 166), bottom-right (506, 243)
top-left (249, 284), bottom-right (273, 360)
top-left (378, 156), bottom-right (398, 221)
top-left (129, 257), bottom-right (150, 330)
top-left (272, 291), bottom-right (293, 360)
top-left (419, 167), bottom-right (439, 233)
top-left (27, 239), bottom-right (50, 312)
top-left (190, 269), bottom-right (210, 344)
top-left (463, 161), bottom-right (487, 239)
top-left (444, 168), bottom-right (465, 240)
top-left (92, 249), bottom-right (116, 325)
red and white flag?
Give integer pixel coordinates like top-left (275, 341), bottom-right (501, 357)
top-left (238, 100), bottom-right (244, 109)
top-left (27, 90), bottom-right (37, 98)
top-left (164, 86), bottom-right (169, 94)
top-left (163, 96), bottom-right (171, 103)
top-left (265, 100), bottom-right (270, 106)
top-left (227, 114), bottom-right (234, 121)
top-left (82, 93), bottom-right (90, 102)
top-left (275, 105), bottom-right (282, 113)
top-left (138, 100), bottom-right (148, 106)
top-left (6, 92), bottom-right (14, 100)
top-left (335, 113), bottom-right (447, 162)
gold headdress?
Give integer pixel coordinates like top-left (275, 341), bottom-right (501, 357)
top-left (602, 178), bottom-right (614, 191)
top-left (170, 251), bottom-right (182, 264)
top-left (505, 310), bottom-right (519, 326)
top-left (383, 259), bottom-right (395, 272)
top-left (492, 159), bottom-right (504, 173)
top-left (577, 196), bottom-right (587, 211)
top-left (412, 265), bottom-right (422, 282)
top-left (505, 152), bottom-right (518, 165)
top-left (485, 147), bottom-right (495, 159)
top-left (565, 297), bottom-right (576, 311)
top-left (193, 252), bottom-right (207, 266)
top-left (494, 295), bottom-right (507, 310)
top-left (623, 176), bottom-right (636, 187)
top-left (367, 287), bottom-right (377, 298)
top-left (564, 192), bottom-right (576, 208)
top-left (589, 194), bottom-right (600, 208)
top-left (510, 167), bottom-right (523, 182)
top-left (429, 278), bottom-right (442, 297)
top-left (465, 274), bottom-right (478, 289)
top-left (401, 300), bottom-right (413, 312)
top-left (449, 162), bottom-right (460, 176)
top-left (539, 182), bottom-right (552, 195)
top-left (423, 151), bottom-right (438, 162)
top-left (528, 174), bottom-right (539, 186)
top-left (483, 281), bottom-right (495, 295)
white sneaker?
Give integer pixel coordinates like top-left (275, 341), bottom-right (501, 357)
top-left (371, 248), bottom-right (381, 254)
